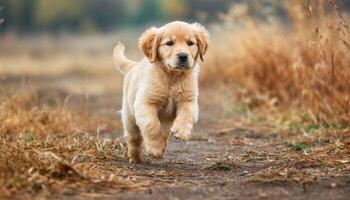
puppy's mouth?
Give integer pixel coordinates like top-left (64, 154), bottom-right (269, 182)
top-left (166, 63), bottom-right (190, 71)
top-left (175, 62), bottom-right (190, 70)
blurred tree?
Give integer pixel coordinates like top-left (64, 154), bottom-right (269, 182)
top-left (34, 0), bottom-right (84, 31)
top-left (0, 0), bottom-right (37, 32)
top-left (132, 0), bottom-right (164, 25)
top-left (0, 4), bottom-right (4, 26)
top-left (187, 0), bottom-right (233, 23)
top-left (161, 0), bottom-right (188, 18)
top-left (84, 0), bottom-right (128, 31)
top-left (0, 0), bottom-right (129, 33)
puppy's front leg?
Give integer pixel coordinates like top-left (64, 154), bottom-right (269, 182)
top-left (135, 104), bottom-right (168, 159)
top-left (171, 101), bottom-right (198, 140)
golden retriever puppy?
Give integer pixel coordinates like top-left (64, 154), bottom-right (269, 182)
top-left (113, 21), bottom-right (209, 163)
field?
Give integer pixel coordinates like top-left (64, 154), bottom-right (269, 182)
top-left (1, 1), bottom-right (350, 199)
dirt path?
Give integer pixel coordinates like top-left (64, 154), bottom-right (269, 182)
top-left (100, 129), bottom-right (349, 200)
top-left (2, 74), bottom-right (350, 200)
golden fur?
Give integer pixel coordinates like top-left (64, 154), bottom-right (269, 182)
top-left (113, 21), bottom-right (209, 163)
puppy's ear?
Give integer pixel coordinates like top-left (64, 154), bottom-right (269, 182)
top-left (192, 23), bottom-right (209, 61)
top-left (138, 27), bottom-right (161, 63)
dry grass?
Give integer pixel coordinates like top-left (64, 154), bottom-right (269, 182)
top-left (247, 130), bottom-right (350, 185)
top-left (0, 93), bottom-right (148, 198)
top-left (0, 93), bottom-right (103, 135)
top-left (202, 0), bottom-right (350, 125)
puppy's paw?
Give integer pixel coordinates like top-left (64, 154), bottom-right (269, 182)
top-left (144, 137), bottom-right (168, 159)
top-left (171, 123), bottom-right (192, 141)
top-left (128, 156), bottom-right (143, 163)
top-left (144, 145), bottom-right (165, 159)
top-left (126, 151), bottom-right (143, 163)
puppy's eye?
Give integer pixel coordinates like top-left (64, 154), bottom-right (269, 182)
top-left (187, 41), bottom-right (194, 46)
top-left (165, 41), bottom-right (174, 46)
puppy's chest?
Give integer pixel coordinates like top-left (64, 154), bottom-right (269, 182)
top-left (158, 85), bottom-right (183, 116)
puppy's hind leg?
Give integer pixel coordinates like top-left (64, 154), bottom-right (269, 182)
top-left (123, 112), bottom-right (143, 163)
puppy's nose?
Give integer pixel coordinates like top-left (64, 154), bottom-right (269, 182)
top-left (177, 53), bottom-right (188, 62)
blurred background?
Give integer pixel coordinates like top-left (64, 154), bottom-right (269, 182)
top-left (0, 0), bottom-right (349, 125)
top-left (1, 1), bottom-right (350, 198)
top-left (0, 0), bottom-right (292, 33)
top-left (0, 0), bottom-right (297, 59)
top-left (0, 0), bottom-right (349, 33)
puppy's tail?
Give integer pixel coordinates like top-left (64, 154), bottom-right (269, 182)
top-left (113, 42), bottom-right (137, 74)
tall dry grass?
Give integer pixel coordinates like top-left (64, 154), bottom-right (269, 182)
top-left (202, 0), bottom-right (350, 124)
top-left (0, 93), bottom-right (109, 135)
top-left (0, 93), bottom-right (128, 197)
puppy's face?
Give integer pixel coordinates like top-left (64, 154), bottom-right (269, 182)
top-left (139, 21), bottom-right (209, 71)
